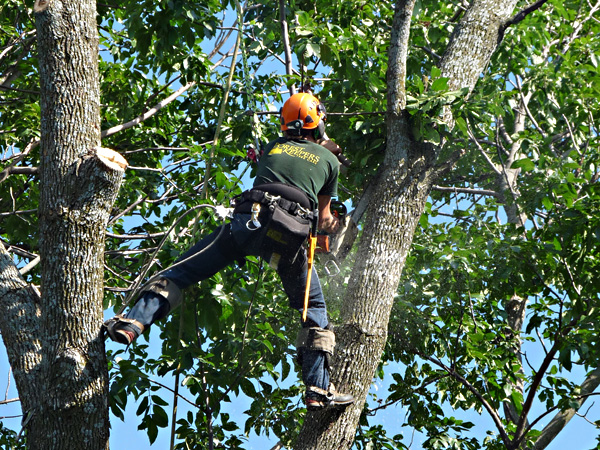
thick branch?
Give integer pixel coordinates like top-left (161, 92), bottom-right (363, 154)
top-left (279, 0), bottom-right (296, 94)
top-left (0, 166), bottom-right (38, 183)
top-left (502, 0), bottom-right (549, 31)
top-left (0, 243), bottom-right (43, 417)
top-left (531, 369), bottom-right (600, 450)
top-left (513, 342), bottom-right (560, 444)
top-left (386, 0), bottom-right (417, 113)
top-left (432, 185), bottom-right (501, 198)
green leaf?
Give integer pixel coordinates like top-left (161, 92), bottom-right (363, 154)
top-left (430, 77), bottom-right (448, 92)
top-left (512, 158), bottom-right (535, 171)
top-left (152, 405), bottom-right (169, 428)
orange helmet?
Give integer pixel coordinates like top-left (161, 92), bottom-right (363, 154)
top-left (280, 93), bottom-right (326, 134)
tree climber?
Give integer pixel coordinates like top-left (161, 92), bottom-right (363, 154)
top-left (106, 92), bottom-right (355, 411)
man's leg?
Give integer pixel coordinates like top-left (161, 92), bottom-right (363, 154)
top-left (107, 221), bottom-right (245, 345)
top-left (278, 251), bottom-right (354, 410)
top-left (105, 278), bottom-right (178, 345)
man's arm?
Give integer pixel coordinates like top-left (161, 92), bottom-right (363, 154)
top-left (317, 139), bottom-right (342, 156)
top-left (317, 195), bottom-right (339, 234)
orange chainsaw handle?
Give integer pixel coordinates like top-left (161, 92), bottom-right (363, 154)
top-left (302, 235), bottom-right (317, 322)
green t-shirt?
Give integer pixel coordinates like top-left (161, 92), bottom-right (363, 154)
top-left (253, 137), bottom-right (339, 208)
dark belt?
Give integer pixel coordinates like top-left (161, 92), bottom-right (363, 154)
top-left (232, 188), bottom-right (317, 221)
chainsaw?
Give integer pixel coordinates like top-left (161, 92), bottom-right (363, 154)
top-left (316, 201), bottom-right (347, 254)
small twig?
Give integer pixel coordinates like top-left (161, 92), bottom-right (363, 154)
top-left (432, 185), bottom-right (501, 198)
top-left (574, 403), bottom-right (597, 426)
top-left (279, 0), bottom-right (296, 94)
top-left (194, 304), bottom-right (215, 450)
top-left (516, 77), bottom-right (546, 138)
top-left (414, 45), bottom-right (441, 61)
top-left (16, 410), bottom-right (34, 443)
top-left (536, 328), bottom-right (549, 355)
top-left (122, 146), bottom-right (190, 155)
top-left (104, 247), bottom-right (158, 257)
top-left (4, 368), bottom-right (11, 401)
top-left (0, 139), bottom-right (39, 185)
top-left (466, 119), bottom-right (501, 175)
top-left (367, 374), bottom-right (447, 415)
top-left (418, 351), bottom-right (511, 447)
top-left (0, 85), bottom-right (39, 95)
top-left (170, 297), bottom-right (186, 450)
top-left (105, 231), bottom-right (168, 240)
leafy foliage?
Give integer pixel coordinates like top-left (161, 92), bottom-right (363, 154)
top-left (1, 0), bottom-right (599, 448)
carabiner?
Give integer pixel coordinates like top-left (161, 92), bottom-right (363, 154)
top-left (246, 202), bottom-right (262, 230)
top-left (323, 259), bottom-right (341, 277)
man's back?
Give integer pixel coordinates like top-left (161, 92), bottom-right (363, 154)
top-left (254, 137), bottom-right (339, 208)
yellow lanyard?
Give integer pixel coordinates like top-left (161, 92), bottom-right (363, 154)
top-left (302, 235), bottom-right (317, 322)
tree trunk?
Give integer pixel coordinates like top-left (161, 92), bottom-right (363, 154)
top-left (295, 0), bottom-right (519, 448)
top-left (0, 1), bottom-right (123, 448)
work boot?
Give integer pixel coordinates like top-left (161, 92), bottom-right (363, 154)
top-left (305, 384), bottom-right (355, 411)
top-left (104, 315), bottom-right (145, 345)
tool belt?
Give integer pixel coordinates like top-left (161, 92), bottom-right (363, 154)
top-left (232, 183), bottom-right (317, 266)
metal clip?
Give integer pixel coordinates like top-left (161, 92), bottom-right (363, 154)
top-left (323, 259), bottom-right (341, 277)
top-left (264, 193), bottom-right (281, 205)
top-left (297, 204), bottom-right (312, 219)
top-left (247, 202), bottom-right (262, 230)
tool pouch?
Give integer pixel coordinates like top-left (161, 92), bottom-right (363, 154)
top-left (258, 203), bottom-right (311, 266)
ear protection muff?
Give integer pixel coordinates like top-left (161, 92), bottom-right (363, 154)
top-left (314, 103), bottom-right (327, 139)
top-left (280, 106), bottom-right (303, 135)
top-left (314, 120), bottom-right (326, 140)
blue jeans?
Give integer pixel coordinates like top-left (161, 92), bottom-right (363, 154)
top-left (127, 213), bottom-right (330, 391)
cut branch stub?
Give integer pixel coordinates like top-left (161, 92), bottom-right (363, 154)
top-left (33, 0), bottom-right (51, 13)
top-left (95, 147), bottom-right (128, 171)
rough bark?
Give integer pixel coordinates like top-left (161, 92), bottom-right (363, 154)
top-left (0, 1), bottom-right (126, 448)
top-left (440, 0), bottom-right (519, 93)
top-left (295, 0), bottom-right (520, 448)
top-left (0, 245), bottom-right (43, 422)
